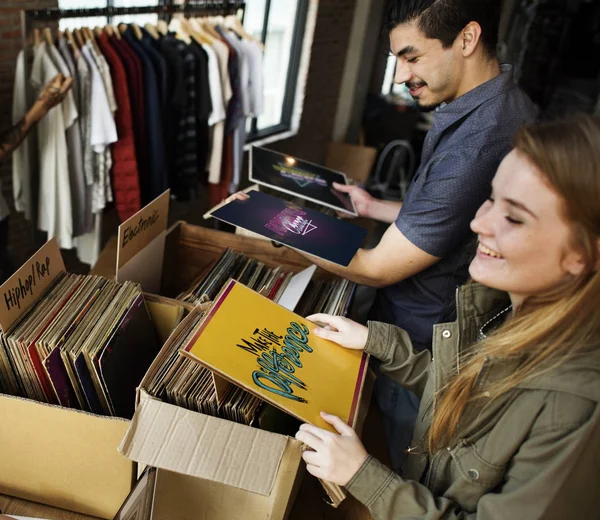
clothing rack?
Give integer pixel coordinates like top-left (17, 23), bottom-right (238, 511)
top-left (19, 1), bottom-right (246, 249)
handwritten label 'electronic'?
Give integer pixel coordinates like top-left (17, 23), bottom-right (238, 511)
top-left (0, 238), bottom-right (65, 333)
top-left (117, 190), bottom-right (170, 269)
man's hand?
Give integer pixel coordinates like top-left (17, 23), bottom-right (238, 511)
top-left (333, 182), bottom-right (401, 224)
top-left (332, 182), bottom-right (375, 219)
top-left (29, 73), bottom-right (73, 123)
top-left (306, 314), bottom-right (368, 350)
top-left (296, 412), bottom-right (369, 486)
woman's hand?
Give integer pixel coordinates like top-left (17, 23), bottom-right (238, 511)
top-left (306, 314), bottom-right (368, 351)
top-left (296, 412), bottom-right (369, 486)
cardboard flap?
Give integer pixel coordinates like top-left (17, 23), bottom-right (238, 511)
top-left (119, 390), bottom-right (288, 496)
top-left (116, 190), bottom-right (170, 293)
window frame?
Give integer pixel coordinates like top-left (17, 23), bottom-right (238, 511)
top-left (246, 0), bottom-right (310, 143)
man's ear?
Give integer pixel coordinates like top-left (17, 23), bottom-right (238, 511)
top-left (459, 21), bottom-right (483, 58)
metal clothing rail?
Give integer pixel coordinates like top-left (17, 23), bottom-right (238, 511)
top-left (20, 0), bottom-right (246, 248)
top-left (23, 1), bottom-right (245, 22)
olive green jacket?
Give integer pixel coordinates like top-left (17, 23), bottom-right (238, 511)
top-left (346, 283), bottom-right (600, 519)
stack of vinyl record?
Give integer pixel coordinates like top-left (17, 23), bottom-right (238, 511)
top-left (0, 273), bottom-right (161, 419)
top-left (144, 307), bottom-right (263, 426)
top-left (179, 249), bottom-right (356, 317)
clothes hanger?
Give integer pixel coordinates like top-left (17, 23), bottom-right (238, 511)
top-left (169, 17), bottom-right (191, 44)
top-left (118, 23), bottom-right (128, 35)
top-left (107, 24), bottom-right (121, 40)
top-left (144, 23), bottom-right (160, 40)
top-left (188, 18), bottom-right (213, 44)
top-left (33, 28), bottom-right (41, 47)
top-left (131, 23), bottom-right (143, 40)
top-left (156, 20), bottom-right (168, 36)
top-left (64, 28), bottom-right (76, 48)
top-left (57, 29), bottom-right (63, 41)
top-left (225, 14), bottom-right (262, 47)
top-left (73, 28), bottom-right (85, 48)
top-left (201, 17), bottom-right (221, 40)
top-left (43, 27), bottom-right (53, 46)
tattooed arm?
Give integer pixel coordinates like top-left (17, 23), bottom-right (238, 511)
top-left (0, 73), bottom-right (73, 162)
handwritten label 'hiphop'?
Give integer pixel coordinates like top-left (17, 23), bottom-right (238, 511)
top-left (3, 256), bottom-right (52, 312)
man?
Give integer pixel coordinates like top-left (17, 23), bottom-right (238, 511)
top-left (233, 0), bottom-right (536, 470)
top-left (0, 73), bottom-right (73, 282)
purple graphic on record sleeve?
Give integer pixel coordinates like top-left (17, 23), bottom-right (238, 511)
top-left (265, 208), bottom-right (318, 237)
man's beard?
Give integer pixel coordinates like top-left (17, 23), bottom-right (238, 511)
top-left (407, 81), bottom-right (440, 112)
top-left (417, 101), bottom-right (441, 112)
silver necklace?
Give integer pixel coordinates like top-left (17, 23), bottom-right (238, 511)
top-left (479, 305), bottom-right (512, 340)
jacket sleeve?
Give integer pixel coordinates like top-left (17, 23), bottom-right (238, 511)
top-left (365, 321), bottom-right (431, 399)
top-left (346, 394), bottom-right (599, 520)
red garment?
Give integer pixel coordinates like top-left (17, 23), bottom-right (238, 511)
top-left (109, 35), bottom-right (151, 205)
top-left (96, 33), bottom-right (141, 222)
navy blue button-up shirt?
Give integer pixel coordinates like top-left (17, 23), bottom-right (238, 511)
top-left (371, 65), bottom-right (537, 351)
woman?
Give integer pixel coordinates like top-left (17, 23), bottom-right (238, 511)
top-left (296, 115), bottom-right (600, 519)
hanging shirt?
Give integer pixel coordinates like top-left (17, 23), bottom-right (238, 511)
top-left (82, 42), bottom-right (116, 214)
top-left (30, 42), bottom-right (73, 249)
top-left (202, 43), bottom-right (226, 126)
top-left (110, 34), bottom-right (149, 204)
top-left (97, 32), bottom-right (142, 222)
top-left (166, 36), bottom-right (199, 198)
top-left (140, 30), bottom-right (168, 119)
top-left (159, 32), bottom-right (186, 187)
top-left (47, 41), bottom-right (87, 239)
top-left (123, 30), bottom-right (168, 199)
top-left (11, 51), bottom-right (33, 220)
top-left (223, 31), bottom-right (250, 117)
top-left (242, 40), bottom-right (265, 117)
top-left (189, 41), bottom-right (212, 181)
top-left (206, 38), bottom-right (231, 187)
top-left (72, 47), bottom-right (95, 234)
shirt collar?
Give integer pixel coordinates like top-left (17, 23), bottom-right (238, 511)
top-left (432, 64), bottom-right (515, 131)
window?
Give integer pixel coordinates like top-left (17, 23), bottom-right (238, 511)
top-left (381, 54), bottom-right (416, 106)
top-left (244, 0), bottom-right (310, 142)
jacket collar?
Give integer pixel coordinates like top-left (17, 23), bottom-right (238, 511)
top-left (455, 283), bottom-right (600, 403)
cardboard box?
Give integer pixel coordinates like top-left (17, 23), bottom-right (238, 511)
top-left (119, 392), bottom-right (304, 520)
top-left (92, 221), bottom-right (346, 299)
top-left (117, 298), bottom-right (373, 518)
top-left (0, 294), bottom-right (190, 519)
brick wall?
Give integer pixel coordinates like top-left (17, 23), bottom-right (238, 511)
top-left (270, 0), bottom-right (358, 164)
top-left (0, 1), bottom-right (58, 268)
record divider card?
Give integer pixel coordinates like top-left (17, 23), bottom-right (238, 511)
top-left (0, 238), bottom-right (66, 334)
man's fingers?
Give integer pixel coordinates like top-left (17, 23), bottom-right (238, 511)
top-left (332, 182), bottom-right (352, 193)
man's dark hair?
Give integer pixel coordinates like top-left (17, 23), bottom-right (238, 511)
top-left (385, 0), bottom-right (501, 57)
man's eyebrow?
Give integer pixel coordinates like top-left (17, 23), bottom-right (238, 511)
top-left (396, 45), bottom-right (418, 57)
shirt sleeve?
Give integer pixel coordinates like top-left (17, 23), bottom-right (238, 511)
top-left (397, 147), bottom-right (501, 258)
